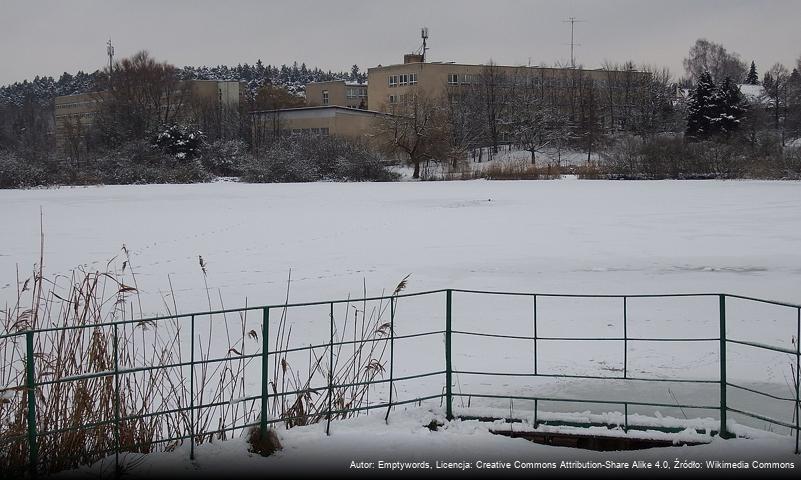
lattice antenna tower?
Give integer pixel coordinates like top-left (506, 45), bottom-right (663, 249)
top-left (562, 17), bottom-right (585, 68)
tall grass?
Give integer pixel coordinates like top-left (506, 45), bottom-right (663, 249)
top-left (0, 239), bottom-right (399, 476)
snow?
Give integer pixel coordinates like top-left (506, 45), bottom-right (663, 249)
top-left (56, 408), bottom-right (799, 477)
top-left (739, 84), bottom-right (767, 104)
top-left (2, 179), bottom-right (801, 471)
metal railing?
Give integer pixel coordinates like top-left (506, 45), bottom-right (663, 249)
top-left (2, 289), bottom-right (800, 476)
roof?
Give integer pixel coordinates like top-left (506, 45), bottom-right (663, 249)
top-left (305, 80), bottom-right (367, 86)
top-left (249, 105), bottom-right (388, 116)
top-left (367, 62), bottom-right (649, 74)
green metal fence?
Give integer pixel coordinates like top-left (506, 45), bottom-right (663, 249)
top-left (1, 289), bottom-right (799, 476)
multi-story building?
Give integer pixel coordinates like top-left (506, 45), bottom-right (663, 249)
top-left (54, 80), bottom-right (243, 151)
top-left (367, 55), bottom-right (651, 126)
top-left (250, 105), bottom-right (389, 151)
top-left (305, 80), bottom-right (368, 109)
top-left (254, 53), bottom-right (651, 147)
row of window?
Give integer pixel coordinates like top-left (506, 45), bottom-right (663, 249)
top-left (55, 101), bottom-right (97, 110)
top-left (388, 73), bottom-right (418, 87)
top-left (388, 93), bottom-right (410, 104)
top-left (345, 87), bottom-right (368, 99)
top-left (286, 127), bottom-right (330, 137)
top-left (445, 74), bottom-right (636, 89)
top-left (447, 74), bottom-right (479, 85)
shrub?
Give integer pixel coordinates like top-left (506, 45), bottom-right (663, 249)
top-left (201, 139), bottom-right (253, 176)
top-left (152, 124), bottom-right (205, 160)
top-left (242, 135), bottom-right (398, 183)
top-left (0, 150), bottom-right (49, 188)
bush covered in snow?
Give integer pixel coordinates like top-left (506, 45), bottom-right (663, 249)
top-left (0, 150), bottom-right (50, 188)
top-left (600, 134), bottom-right (801, 179)
top-left (242, 135), bottom-right (398, 183)
top-left (201, 139), bottom-right (253, 177)
top-left (152, 124), bottom-right (206, 160)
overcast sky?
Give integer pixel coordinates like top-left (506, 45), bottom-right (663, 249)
top-left (1, 0), bottom-right (799, 85)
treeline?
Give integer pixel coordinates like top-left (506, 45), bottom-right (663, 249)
top-left (599, 39), bottom-right (801, 180)
top-left (377, 38), bottom-right (801, 180)
top-left (0, 51), bottom-right (385, 188)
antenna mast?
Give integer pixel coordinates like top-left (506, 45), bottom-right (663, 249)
top-left (106, 38), bottom-right (115, 86)
top-left (562, 17), bottom-right (584, 68)
top-left (421, 27), bottom-right (429, 62)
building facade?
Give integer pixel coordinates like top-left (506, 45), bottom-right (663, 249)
top-left (367, 56), bottom-right (651, 126)
top-left (250, 105), bottom-right (388, 151)
top-left (305, 80), bottom-right (368, 109)
top-left (54, 80), bottom-right (243, 151)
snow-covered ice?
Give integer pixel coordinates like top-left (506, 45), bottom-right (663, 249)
top-left (2, 179), bottom-right (801, 472)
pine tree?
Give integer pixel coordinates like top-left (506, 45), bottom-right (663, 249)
top-left (686, 71), bottom-right (717, 139)
top-left (715, 76), bottom-right (746, 135)
top-left (746, 61), bottom-right (759, 85)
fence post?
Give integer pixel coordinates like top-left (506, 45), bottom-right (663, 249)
top-left (25, 331), bottom-right (37, 477)
top-left (385, 297), bottom-right (395, 424)
top-left (533, 295), bottom-right (538, 376)
top-left (326, 302), bottom-right (334, 435)
top-left (623, 297), bottom-right (628, 379)
top-left (795, 307), bottom-right (799, 455)
top-left (189, 314), bottom-right (195, 460)
top-left (113, 323), bottom-right (121, 475)
top-left (260, 307), bottom-right (270, 438)
top-left (445, 289), bottom-right (453, 421)
top-left (719, 295), bottom-right (730, 439)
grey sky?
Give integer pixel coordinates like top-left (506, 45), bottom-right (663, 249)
top-left (1, 0), bottom-right (799, 85)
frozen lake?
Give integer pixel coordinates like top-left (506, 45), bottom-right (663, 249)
top-left (3, 179), bottom-right (801, 309)
top-left (2, 179), bottom-right (800, 435)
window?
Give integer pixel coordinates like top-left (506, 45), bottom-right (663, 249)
top-left (410, 73), bottom-right (417, 85)
top-left (447, 74), bottom-right (458, 85)
top-left (322, 90), bottom-right (329, 105)
top-left (399, 74), bottom-right (408, 86)
top-left (389, 95), bottom-right (397, 104)
top-left (389, 75), bottom-right (398, 87)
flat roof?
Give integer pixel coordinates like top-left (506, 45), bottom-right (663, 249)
top-left (305, 80), bottom-right (368, 86)
top-left (250, 105), bottom-right (388, 116)
top-left (367, 62), bottom-right (648, 74)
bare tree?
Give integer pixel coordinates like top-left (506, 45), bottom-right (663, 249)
top-left (374, 89), bottom-right (449, 179)
top-left (683, 38), bottom-right (747, 84)
top-left (507, 72), bottom-right (566, 166)
top-left (443, 87), bottom-right (485, 168)
top-left (93, 51), bottom-right (188, 143)
top-left (763, 63), bottom-right (790, 144)
top-left (478, 62), bottom-right (513, 155)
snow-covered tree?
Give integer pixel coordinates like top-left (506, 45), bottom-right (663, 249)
top-left (685, 71), bottom-right (718, 139)
top-left (745, 61), bottom-right (759, 85)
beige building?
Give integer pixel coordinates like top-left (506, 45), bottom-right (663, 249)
top-left (305, 80), bottom-right (368, 109)
top-left (250, 105), bottom-right (388, 151)
top-left (367, 55), bottom-right (651, 122)
top-left (54, 80), bottom-right (243, 151)
top-left (255, 54), bottom-right (650, 147)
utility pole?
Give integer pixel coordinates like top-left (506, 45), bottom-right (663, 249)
top-left (562, 17), bottom-right (584, 68)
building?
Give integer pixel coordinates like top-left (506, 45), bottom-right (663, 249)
top-left (253, 53), bottom-right (651, 148)
top-left (367, 55), bottom-right (651, 123)
top-left (250, 105), bottom-right (389, 151)
top-left (54, 80), bottom-right (243, 151)
top-left (305, 80), bottom-right (368, 109)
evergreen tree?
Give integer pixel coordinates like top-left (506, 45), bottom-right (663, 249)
top-left (745, 61), bottom-right (759, 85)
top-left (685, 71), bottom-right (717, 139)
top-left (715, 76), bottom-right (747, 135)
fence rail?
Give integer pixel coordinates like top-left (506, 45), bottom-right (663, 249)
top-left (1, 289), bottom-right (799, 476)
